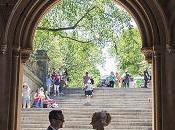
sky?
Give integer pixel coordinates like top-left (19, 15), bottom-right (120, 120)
top-left (96, 44), bottom-right (119, 77)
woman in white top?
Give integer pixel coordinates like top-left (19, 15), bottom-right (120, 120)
top-left (85, 79), bottom-right (93, 96)
top-left (22, 82), bottom-right (31, 108)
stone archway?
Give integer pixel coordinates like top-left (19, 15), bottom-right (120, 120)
top-left (1, 1), bottom-right (168, 130)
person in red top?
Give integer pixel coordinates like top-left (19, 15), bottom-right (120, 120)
top-left (32, 89), bottom-right (40, 108)
top-left (83, 72), bottom-right (91, 85)
top-left (54, 73), bottom-right (61, 96)
top-left (115, 72), bottom-right (123, 88)
top-left (83, 72), bottom-right (91, 96)
top-left (32, 87), bottom-right (45, 108)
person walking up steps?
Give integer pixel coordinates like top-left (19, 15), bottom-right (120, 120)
top-left (54, 73), bottom-right (61, 96)
top-left (123, 71), bottom-right (130, 88)
top-left (108, 71), bottom-right (116, 88)
top-left (83, 72), bottom-right (91, 87)
top-left (84, 79), bottom-right (93, 106)
top-left (143, 69), bottom-right (151, 88)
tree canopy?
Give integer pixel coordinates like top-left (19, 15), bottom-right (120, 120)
top-left (33, 0), bottom-right (148, 87)
top-left (111, 28), bottom-right (149, 75)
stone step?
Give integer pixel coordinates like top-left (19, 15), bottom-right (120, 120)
top-left (21, 88), bottom-right (152, 130)
top-left (54, 96), bottom-right (151, 99)
top-left (22, 110), bottom-right (152, 114)
top-left (21, 117), bottom-right (151, 121)
top-left (22, 128), bottom-right (151, 130)
top-left (22, 127), bottom-right (152, 129)
top-left (21, 109), bottom-right (152, 113)
top-left (62, 88), bottom-right (151, 92)
top-left (53, 100), bottom-right (152, 102)
top-left (22, 110), bottom-right (151, 116)
top-left (22, 118), bottom-right (151, 125)
top-left (21, 124), bottom-right (151, 129)
top-left (21, 116), bottom-right (152, 121)
top-left (59, 89), bottom-right (152, 95)
top-left (26, 106), bottom-right (151, 109)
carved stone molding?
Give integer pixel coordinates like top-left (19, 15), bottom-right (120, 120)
top-left (141, 47), bottom-right (153, 63)
top-left (153, 45), bottom-right (164, 58)
top-left (0, 44), bottom-right (7, 55)
top-left (20, 49), bottom-right (33, 63)
top-left (166, 42), bottom-right (175, 54)
top-left (12, 48), bottom-right (20, 57)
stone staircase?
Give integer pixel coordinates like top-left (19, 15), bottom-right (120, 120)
top-left (21, 87), bottom-right (152, 130)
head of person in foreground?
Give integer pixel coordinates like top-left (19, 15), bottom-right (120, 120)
top-left (48, 110), bottom-right (64, 130)
top-left (90, 111), bottom-right (111, 130)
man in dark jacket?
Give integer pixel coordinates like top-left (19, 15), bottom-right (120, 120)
top-left (143, 69), bottom-right (151, 88)
top-left (47, 110), bottom-right (64, 130)
top-left (123, 71), bottom-right (130, 88)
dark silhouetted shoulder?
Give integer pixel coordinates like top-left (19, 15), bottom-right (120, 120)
top-left (47, 126), bottom-right (53, 130)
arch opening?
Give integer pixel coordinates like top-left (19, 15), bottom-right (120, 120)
top-left (2, 0), bottom-right (168, 130)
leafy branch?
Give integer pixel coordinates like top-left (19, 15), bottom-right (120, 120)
top-left (57, 33), bottom-right (92, 43)
top-left (37, 6), bottom-right (96, 32)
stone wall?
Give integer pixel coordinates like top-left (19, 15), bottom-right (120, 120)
top-left (24, 50), bottom-right (49, 90)
top-left (23, 65), bottom-right (43, 100)
top-left (34, 50), bottom-right (49, 88)
top-left (22, 50), bottom-right (49, 101)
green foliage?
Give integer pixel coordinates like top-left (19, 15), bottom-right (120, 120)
top-left (33, 0), bottom-right (143, 86)
top-left (113, 28), bottom-right (149, 75)
top-left (37, 0), bottom-right (132, 45)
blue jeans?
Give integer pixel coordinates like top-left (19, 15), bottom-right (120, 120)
top-left (33, 100), bottom-right (43, 108)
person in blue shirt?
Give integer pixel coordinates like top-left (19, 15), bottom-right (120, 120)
top-left (108, 71), bottom-right (116, 88)
top-left (46, 74), bottom-right (53, 96)
top-left (123, 71), bottom-right (130, 88)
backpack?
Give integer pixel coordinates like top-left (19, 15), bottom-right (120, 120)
top-left (90, 78), bottom-right (94, 84)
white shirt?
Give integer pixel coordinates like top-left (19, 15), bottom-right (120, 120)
top-left (86, 83), bottom-right (93, 91)
top-left (22, 86), bottom-right (30, 98)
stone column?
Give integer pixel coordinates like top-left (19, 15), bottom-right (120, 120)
top-left (7, 48), bottom-right (32, 130)
top-left (153, 45), bottom-right (165, 130)
top-left (16, 58), bottom-right (23, 130)
top-left (141, 47), bottom-right (155, 129)
top-left (0, 44), bottom-right (11, 130)
top-left (163, 43), bottom-right (175, 129)
top-left (8, 48), bottom-right (20, 130)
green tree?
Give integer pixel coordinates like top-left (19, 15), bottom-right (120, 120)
top-left (35, 0), bottom-right (132, 46)
top-left (112, 28), bottom-right (149, 75)
top-left (33, 0), bottom-right (137, 86)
